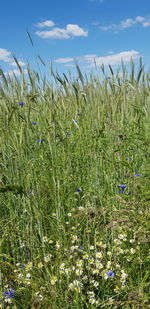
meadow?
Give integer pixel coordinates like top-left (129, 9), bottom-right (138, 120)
top-left (0, 59), bottom-right (150, 308)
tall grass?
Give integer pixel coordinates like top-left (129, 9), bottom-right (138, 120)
top-left (0, 60), bottom-right (150, 308)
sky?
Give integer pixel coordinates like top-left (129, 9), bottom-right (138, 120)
top-left (0, 0), bottom-right (150, 78)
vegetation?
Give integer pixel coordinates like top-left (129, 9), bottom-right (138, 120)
top-left (0, 59), bottom-right (150, 308)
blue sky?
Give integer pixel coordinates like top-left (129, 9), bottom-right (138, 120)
top-left (0, 0), bottom-right (150, 77)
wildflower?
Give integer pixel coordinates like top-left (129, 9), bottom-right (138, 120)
top-left (73, 280), bottom-right (80, 287)
top-left (106, 261), bottom-right (112, 268)
top-left (96, 241), bottom-right (103, 246)
top-left (51, 276), bottom-right (57, 285)
top-left (108, 298), bottom-right (114, 305)
top-left (116, 263), bottom-right (121, 268)
top-left (49, 240), bottom-right (53, 244)
top-left (19, 101), bottom-right (25, 106)
top-left (106, 270), bottom-right (115, 278)
top-left (78, 206), bottom-right (84, 211)
top-left (32, 121), bottom-right (37, 125)
top-left (130, 239), bottom-right (135, 243)
top-left (35, 292), bottom-right (43, 301)
top-left (135, 174), bottom-right (141, 176)
top-left (93, 281), bottom-right (99, 287)
top-left (69, 283), bottom-right (74, 290)
top-left (28, 189), bottom-right (34, 196)
top-left (120, 270), bottom-right (128, 281)
top-left (44, 255), bottom-right (51, 262)
top-left (83, 254), bottom-right (89, 259)
top-left (79, 246), bottom-right (84, 250)
top-left (75, 188), bottom-right (81, 193)
top-left (76, 259), bottom-right (83, 267)
top-left (88, 257), bottom-right (94, 264)
top-left (92, 268), bottom-right (99, 275)
top-left (82, 275), bottom-right (88, 281)
top-left (71, 235), bottom-right (78, 243)
top-left (56, 241), bottom-right (60, 248)
top-left (114, 238), bottom-right (121, 245)
top-left (130, 248), bottom-right (136, 254)
top-left (25, 262), bottom-right (33, 270)
top-left (119, 184), bottom-right (126, 189)
top-left (4, 287), bottom-right (16, 300)
top-left (89, 297), bottom-right (96, 304)
top-left (90, 245), bottom-right (95, 250)
top-left (107, 251), bottom-right (112, 256)
top-left (42, 236), bottom-right (48, 243)
top-left (37, 262), bottom-right (43, 268)
top-left (118, 234), bottom-right (124, 240)
top-left (75, 268), bottom-right (83, 276)
top-left (67, 212), bottom-right (72, 217)
top-left (37, 139), bottom-right (44, 143)
top-left (96, 252), bottom-right (102, 259)
top-left (114, 286), bottom-right (119, 293)
top-left (87, 291), bottom-right (95, 297)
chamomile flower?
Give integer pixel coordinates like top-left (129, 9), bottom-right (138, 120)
top-left (37, 262), bottom-right (43, 268)
top-left (130, 248), bottom-right (136, 254)
top-left (96, 252), bottom-right (102, 259)
top-left (51, 276), bottom-right (57, 285)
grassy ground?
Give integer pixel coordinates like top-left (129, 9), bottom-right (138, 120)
top-left (0, 61), bottom-right (150, 308)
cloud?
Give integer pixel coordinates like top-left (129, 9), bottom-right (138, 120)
top-left (4, 68), bottom-right (28, 77)
top-left (55, 50), bottom-right (141, 68)
top-left (100, 15), bottom-right (150, 32)
top-left (143, 21), bottom-right (150, 27)
top-left (0, 47), bottom-right (26, 71)
top-left (35, 23), bottom-right (88, 39)
top-left (36, 20), bottom-right (55, 28)
top-left (0, 48), bottom-right (12, 62)
top-left (10, 60), bottom-right (26, 67)
top-left (83, 50), bottom-right (141, 66)
top-left (55, 57), bottom-right (74, 63)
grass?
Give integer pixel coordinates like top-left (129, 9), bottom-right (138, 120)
top-left (0, 59), bottom-right (150, 308)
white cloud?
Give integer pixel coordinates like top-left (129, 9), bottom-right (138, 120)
top-left (55, 57), bottom-right (74, 63)
top-left (0, 48), bottom-right (12, 62)
top-left (143, 21), bottom-right (150, 27)
top-left (66, 24), bottom-right (87, 37)
top-left (36, 20), bottom-right (55, 28)
top-left (35, 23), bottom-right (88, 39)
top-left (120, 18), bottom-right (136, 29)
top-left (10, 60), bottom-right (26, 67)
top-left (4, 68), bottom-right (28, 77)
top-left (135, 16), bottom-right (145, 22)
top-left (100, 15), bottom-right (150, 31)
top-left (83, 50), bottom-right (141, 66)
top-left (54, 50), bottom-right (141, 69)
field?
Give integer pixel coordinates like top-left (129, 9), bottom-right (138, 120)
top-left (0, 60), bottom-right (150, 308)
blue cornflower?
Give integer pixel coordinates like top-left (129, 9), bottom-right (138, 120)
top-left (4, 287), bottom-right (16, 299)
top-left (75, 188), bottom-right (81, 193)
top-left (32, 121), bottom-right (37, 125)
top-left (135, 174), bottom-right (141, 176)
top-left (119, 190), bottom-right (125, 194)
top-left (106, 270), bottom-right (115, 278)
top-left (19, 101), bottom-right (25, 106)
top-left (79, 246), bottom-right (84, 250)
top-left (119, 185), bottom-right (126, 189)
top-left (125, 158), bottom-right (130, 160)
top-left (28, 190), bottom-right (34, 196)
top-left (37, 139), bottom-right (44, 143)
top-left (20, 264), bottom-right (26, 268)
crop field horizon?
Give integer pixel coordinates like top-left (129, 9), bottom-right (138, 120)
top-left (0, 59), bottom-right (150, 308)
